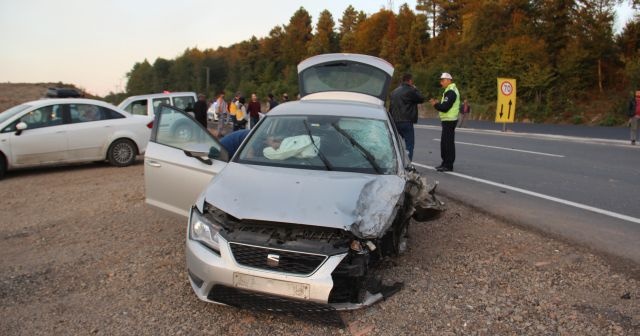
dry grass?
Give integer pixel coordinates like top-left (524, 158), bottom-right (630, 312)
top-left (0, 82), bottom-right (87, 112)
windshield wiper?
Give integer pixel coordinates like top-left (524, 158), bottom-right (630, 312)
top-left (331, 123), bottom-right (382, 174)
top-left (302, 120), bottom-right (333, 171)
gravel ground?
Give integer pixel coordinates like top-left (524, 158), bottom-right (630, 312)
top-left (1, 162), bottom-right (638, 335)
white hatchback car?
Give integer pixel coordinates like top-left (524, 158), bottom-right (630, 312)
top-left (0, 98), bottom-right (152, 178)
top-left (144, 54), bottom-right (440, 322)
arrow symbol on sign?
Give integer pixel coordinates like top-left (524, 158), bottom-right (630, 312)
top-left (499, 104), bottom-right (504, 118)
top-left (508, 100), bottom-right (512, 119)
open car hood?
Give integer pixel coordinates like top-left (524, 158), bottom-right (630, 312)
top-left (297, 54), bottom-right (394, 105)
top-left (201, 163), bottom-right (406, 238)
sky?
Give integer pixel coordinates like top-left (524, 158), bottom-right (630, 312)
top-left (0, 0), bottom-right (636, 97)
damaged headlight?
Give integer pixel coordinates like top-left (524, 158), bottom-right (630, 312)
top-left (189, 206), bottom-right (222, 253)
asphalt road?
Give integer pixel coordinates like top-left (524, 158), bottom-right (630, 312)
top-left (411, 119), bottom-right (640, 264)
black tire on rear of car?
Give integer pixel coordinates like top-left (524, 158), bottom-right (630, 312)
top-left (107, 139), bottom-right (137, 167)
top-left (0, 153), bottom-right (6, 180)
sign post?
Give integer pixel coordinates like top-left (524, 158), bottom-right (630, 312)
top-left (495, 78), bottom-right (517, 131)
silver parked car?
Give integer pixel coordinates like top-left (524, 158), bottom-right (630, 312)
top-left (144, 54), bottom-right (441, 320)
top-left (0, 98), bottom-right (153, 179)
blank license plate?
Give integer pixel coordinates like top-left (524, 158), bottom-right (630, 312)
top-left (233, 273), bottom-right (310, 300)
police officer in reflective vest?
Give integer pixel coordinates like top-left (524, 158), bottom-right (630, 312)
top-left (429, 72), bottom-right (460, 172)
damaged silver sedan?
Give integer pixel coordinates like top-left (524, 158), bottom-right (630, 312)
top-left (144, 54), bottom-right (443, 321)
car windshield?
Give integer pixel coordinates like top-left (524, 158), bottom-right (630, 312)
top-left (0, 104), bottom-right (31, 124)
top-left (236, 115), bottom-right (397, 174)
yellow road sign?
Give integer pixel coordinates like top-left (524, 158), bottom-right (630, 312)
top-left (496, 78), bottom-right (516, 123)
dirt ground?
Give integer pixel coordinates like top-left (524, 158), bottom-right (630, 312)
top-left (1, 162), bottom-right (638, 335)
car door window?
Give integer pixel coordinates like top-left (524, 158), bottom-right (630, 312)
top-left (124, 99), bottom-right (148, 116)
top-left (152, 98), bottom-right (171, 114)
top-left (69, 104), bottom-right (107, 123)
top-left (154, 105), bottom-right (221, 153)
top-left (173, 96), bottom-right (195, 111)
top-left (102, 107), bottom-right (125, 119)
top-left (15, 104), bottom-right (64, 130)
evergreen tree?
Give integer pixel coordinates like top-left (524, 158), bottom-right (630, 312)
top-left (283, 7), bottom-right (313, 64)
top-left (126, 59), bottom-right (153, 95)
top-left (308, 10), bottom-right (338, 56)
top-left (339, 5), bottom-right (361, 52)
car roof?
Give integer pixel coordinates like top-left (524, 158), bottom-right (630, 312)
top-left (266, 99), bottom-right (389, 120)
top-left (15, 98), bottom-right (130, 115)
top-left (119, 92), bottom-right (196, 101)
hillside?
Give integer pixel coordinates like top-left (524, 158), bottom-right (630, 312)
top-left (0, 82), bottom-right (92, 112)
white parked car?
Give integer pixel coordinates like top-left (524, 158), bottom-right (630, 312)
top-left (207, 104), bottom-right (219, 122)
top-left (0, 98), bottom-right (153, 179)
top-left (144, 54), bottom-right (441, 322)
top-left (118, 92), bottom-right (197, 117)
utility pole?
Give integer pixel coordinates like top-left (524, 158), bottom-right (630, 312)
top-left (204, 66), bottom-right (210, 94)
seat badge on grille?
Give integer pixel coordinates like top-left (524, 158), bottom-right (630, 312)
top-left (267, 254), bottom-right (280, 267)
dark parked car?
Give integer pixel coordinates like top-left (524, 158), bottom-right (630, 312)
top-left (45, 87), bottom-right (83, 98)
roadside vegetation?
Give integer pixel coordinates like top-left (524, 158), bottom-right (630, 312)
top-left (114, 1), bottom-right (640, 126)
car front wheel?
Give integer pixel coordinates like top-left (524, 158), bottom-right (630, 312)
top-left (107, 139), bottom-right (137, 167)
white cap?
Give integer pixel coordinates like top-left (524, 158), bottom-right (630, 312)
top-left (440, 72), bottom-right (453, 80)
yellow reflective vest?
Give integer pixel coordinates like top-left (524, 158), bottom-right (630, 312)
top-left (439, 83), bottom-right (460, 121)
top-left (228, 100), bottom-right (237, 116)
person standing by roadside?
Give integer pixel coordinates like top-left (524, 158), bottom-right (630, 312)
top-left (193, 93), bottom-right (208, 129)
top-left (458, 98), bottom-right (471, 128)
top-left (229, 93), bottom-right (239, 131)
top-left (215, 92), bottom-right (228, 137)
top-left (389, 73), bottom-right (425, 161)
top-left (235, 96), bottom-right (248, 130)
top-left (429, 72), bottom-right (460, 172)
top-left (247, 93), bottom-right (261, 128)
top-left (281, 93), bottom-right (289, 103)
top-left (628, 90), bottom-right (640, 145)
top-left (267, 93), bottom-right (279, 112)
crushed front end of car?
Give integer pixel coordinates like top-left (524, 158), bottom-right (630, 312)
top-left (185, 167), bottom-right (443, 325)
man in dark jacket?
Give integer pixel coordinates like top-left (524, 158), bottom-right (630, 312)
top-left (389, 73), bottom-right (425, 161)
top-left (193, 93), bottom-right (208, 128)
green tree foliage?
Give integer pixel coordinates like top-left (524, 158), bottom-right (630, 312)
top-left (416, 0), bottom-right (440, 38)
top-left (125, 59), bottom-right (153, 95)
top-left (120, 3), bottom-right (639, 124)
top-left (339, 5), bottom-right (364, 52)
top-left (617, 15), bottom-right (640, 88)
top-left (308, 10), bottom-right (338, 56)
top-left (283, 7), bottom-right (313, 65)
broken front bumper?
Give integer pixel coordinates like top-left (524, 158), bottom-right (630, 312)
top-left (186, 235), bottom-right (386, 311)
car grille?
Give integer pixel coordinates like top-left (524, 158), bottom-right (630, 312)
top-left (208, 285), bottom-right (344, 327)
top-left (229, 243), bottom-right (327, 275)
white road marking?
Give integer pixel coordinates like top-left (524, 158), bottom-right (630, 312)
top-left (415, 124), bottom-right (632, 147)
top-left (432, 139), bottom-right (565, 157)
top-left (412, 162), bottom-right (640, 225)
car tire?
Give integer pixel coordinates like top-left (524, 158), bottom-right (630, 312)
top-left (0, 154), bottom-right (6, 180)
top-left (107, 139), bottom-right (137, 167)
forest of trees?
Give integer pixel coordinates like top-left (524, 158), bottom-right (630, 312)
top-left (110, 0), bottom-right (640, 125)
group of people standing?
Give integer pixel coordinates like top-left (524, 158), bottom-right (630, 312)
top-left (390, 72), bottom-right (467, 172)
top-left (192, 92), bottom-right (289, 138)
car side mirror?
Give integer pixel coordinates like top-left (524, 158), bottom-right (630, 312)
top-left (15, 121), bottom-right (27, 135)
top-left (208, 147), bottom-right (221, 159)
